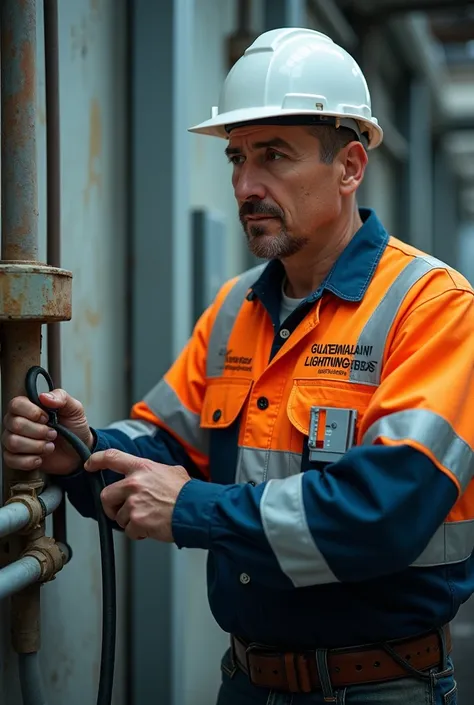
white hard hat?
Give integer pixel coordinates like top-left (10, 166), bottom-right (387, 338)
top-left (189, 27), bottom-right (383, 150)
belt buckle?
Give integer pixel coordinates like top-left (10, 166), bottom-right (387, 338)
top-left (244, 642), bottom-right (267, 686)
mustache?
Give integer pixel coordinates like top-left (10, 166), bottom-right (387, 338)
top-left (239, 201), bottom-right (283, 220)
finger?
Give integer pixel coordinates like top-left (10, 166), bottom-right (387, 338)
top-left (115, 503), bottom-right (130, 530)
top-left (125, 522), bottom-right (147, 541)
top-left (3, 450), bottom-right (44, 471)
top-left (85, 448), bottom-right (142, 476)
top-left (2, 433), bottom-right (56, 456)
top-left (3, 414), bottom-right (56, 441)
top-left (38, 389), bottom-right (83, 419)
top-left (100, 482), bottom-right (129, 518)
top-left (6, 396), bottom-right (50, 424)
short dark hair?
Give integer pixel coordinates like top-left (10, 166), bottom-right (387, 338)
top-left (307, 125), bottom-right (360, 164)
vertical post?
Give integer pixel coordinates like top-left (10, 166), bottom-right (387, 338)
top-left (408, 78), bottom-right (433, 252)
top-left (0, 0), bottom-right (43, 654)
top-left (264, 0), bottom-right (306, 28)
top-left (129, 1), bottom-right (193, 702)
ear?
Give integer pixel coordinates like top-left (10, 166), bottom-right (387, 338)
top-left (339, 142), bottom-right (368, 196)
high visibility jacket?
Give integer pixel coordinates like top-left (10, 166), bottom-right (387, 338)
top-left (59, 209), bottom-right (474, 648)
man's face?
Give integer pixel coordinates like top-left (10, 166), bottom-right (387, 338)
top-left (225, 124), bottom-right (358, 260)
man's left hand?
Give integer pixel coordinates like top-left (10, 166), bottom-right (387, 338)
top-left (84, 449), bottom-right (191, 542)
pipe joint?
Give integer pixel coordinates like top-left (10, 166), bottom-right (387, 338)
top-left (23, 536), bottom-right (67, 582)
top-left (5, 481), bottom-right (45, 533)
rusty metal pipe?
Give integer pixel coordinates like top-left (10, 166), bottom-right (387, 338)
top-left (1, 0), bottom-right (39, 262)
top-left (0, 0), bottom-right (44, 656)
top-left (44, 0), bottom-right (68, 549)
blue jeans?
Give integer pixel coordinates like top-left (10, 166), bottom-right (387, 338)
top-left (216, 649), bottom-right (458, 705)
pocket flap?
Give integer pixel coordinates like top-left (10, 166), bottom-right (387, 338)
top-left (201, 378), bottom-right (253, 429)
top-left (287, 380), bottom-right (374, 437)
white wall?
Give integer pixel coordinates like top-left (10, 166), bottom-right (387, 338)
top-left (0, 2), bottom-right (128, 703)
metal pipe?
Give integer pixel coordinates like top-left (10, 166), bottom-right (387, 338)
top-left (0, 485), bottom-right (64, 540)
top-left (0, 556), bottom-right (42, 602)
top-left (44, 0), bottom-right (67, 549)
top-left (0, 502), bottom-right (31, 540)
top-left (0, 0), bottom-right (39, 262)
top-left (0, 0), bottom-right (43, 656)
top-left (38, 484), bottom-right (64, 517)
top-left (18, 653), bottom-right (48, 705)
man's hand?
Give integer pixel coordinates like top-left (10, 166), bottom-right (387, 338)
top-left (2, 390), bottom-right (94, 475)
top-left (84, 449), bottom-right (191, 542)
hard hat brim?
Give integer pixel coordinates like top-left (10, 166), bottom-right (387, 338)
top-left (188, 107), bottom-right (383, 150)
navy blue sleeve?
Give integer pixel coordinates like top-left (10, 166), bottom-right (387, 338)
top-left (56, 424), bottom-right (203, 527)
top-left (172, 445), bottom-right (459, 589)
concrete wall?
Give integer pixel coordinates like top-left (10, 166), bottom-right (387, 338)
top-left (0, 1), bottom-right (129, 703)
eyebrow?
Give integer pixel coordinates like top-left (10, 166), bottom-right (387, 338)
top-left (225, 137), bottom-right (297, 158)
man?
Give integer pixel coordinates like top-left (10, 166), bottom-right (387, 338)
top-left (2, 27), bottom-right (473, 705)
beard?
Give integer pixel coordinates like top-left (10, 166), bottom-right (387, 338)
top-left (239, 200), bottom-right (308, 260)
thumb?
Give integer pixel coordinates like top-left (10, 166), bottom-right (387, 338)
top-left (38, 389), bottom-right (85, 419)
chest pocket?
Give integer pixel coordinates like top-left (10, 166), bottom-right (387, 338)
top-left (201, 378), bottom-right (253, 484)
top-left (287, 380), bottom-right (375, 468)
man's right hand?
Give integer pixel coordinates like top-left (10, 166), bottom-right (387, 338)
top-left (2, 390), bottom-right (94, 476)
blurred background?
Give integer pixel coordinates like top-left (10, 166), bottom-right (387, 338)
top-left (0, 1), bottom-right (473, 704)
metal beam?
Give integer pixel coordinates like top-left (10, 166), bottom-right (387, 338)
top-left (307, 0), bottom-right (359, 48)
top-left (355, 0), bottom-right (471, 17)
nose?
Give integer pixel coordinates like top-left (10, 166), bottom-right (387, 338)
top-left (233, 164), bottom-right (267, 203)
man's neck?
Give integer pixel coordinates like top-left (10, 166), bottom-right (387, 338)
top-left (282, 208), bottom-right (363, 299)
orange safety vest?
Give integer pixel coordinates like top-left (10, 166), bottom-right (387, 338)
top-left (133, 220), bottom-right (474, 580)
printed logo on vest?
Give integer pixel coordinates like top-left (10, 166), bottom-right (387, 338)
top-left (218, 347), bottom-right (253, 373)
top-left (304, 343), bottom-right (378, 376)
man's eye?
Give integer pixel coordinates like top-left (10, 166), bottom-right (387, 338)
top-left (228, 155), bottom-right (244, 165)
top-left (267, 151), bottom-right (284, 161)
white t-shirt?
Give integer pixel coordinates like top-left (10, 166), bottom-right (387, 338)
top-left (280, 281), bottom-right (304, 325)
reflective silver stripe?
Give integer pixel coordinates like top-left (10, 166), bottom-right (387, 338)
top-left (362, 409), bottom-right (474, 491)
top-left (260, 474), bottom-right (339, 587)
top-left (106, 419), bottom-right (158, 440)
top-left (206, 264), bottom-right (266, 378)
top-left (412, 519), bottom-right (474, 566)
top-left (235, 446), bottom-right (301, 484)
top-left (350, 256), bottom-right (447, 386)
top-left (143, 379), bottom-right (209, 456)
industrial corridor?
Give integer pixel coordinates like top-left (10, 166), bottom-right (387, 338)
top-left (0, 1), bottom-right (473, 704)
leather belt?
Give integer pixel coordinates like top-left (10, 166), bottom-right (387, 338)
top-left (231, 624), bottom-right (451, 693)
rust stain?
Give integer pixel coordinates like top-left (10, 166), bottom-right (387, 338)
top-left (84, 307), bottom-right (101, 327)
top-left (84, 98), bottom-right (102, 206)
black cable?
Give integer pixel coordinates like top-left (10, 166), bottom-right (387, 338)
top-left (25, 366), bottom-right (116, 705)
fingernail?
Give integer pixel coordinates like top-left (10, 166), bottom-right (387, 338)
top-left (44, 442), bottom-right (55, 453)
top-left (46, 430), bottom-right (57, 440)
top-left (43, 393), bottom-right (56, 401)
top-left (40, 414), bottom-right (49, 424)
top-left (35, 458), bottom-right (42, 466)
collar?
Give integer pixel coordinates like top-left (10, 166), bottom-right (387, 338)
top-left (249, 208), bottom-right (388, 308)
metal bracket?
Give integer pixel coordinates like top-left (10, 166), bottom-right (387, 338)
top-left (308, 407), bottom-right (357, 463)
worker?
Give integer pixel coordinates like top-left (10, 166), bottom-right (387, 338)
top-left (2, 27), bottom-right (473, 704)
